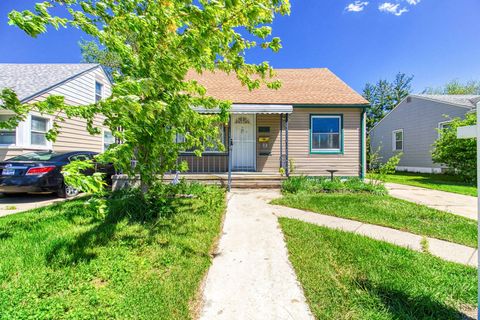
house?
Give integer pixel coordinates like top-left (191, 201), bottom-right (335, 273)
top-left (369, 94), bottom-right (479, 173)
top-left (180, 68), bottom-right (368, 178)
top-left (0, 64), bottom-right (113, 160)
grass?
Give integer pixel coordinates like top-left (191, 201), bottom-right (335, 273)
top-left (272, 193), bottom-right (477, 247)
top-left (0, 184), bottom-right (225, 320)
top-left (280, 218), bottom-right (477, 319)
top-left (370, 171), bottom-right (477, 197)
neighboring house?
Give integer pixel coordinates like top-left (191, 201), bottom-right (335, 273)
top-left (370, 94), bottom-right (479, 173)
top-left (181, 68), bottom-right (368, 178)
top-left (0, 64), bottom-right (114, 160)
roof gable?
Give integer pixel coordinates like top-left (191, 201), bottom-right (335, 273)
top-left (187, 68), bottom-right (368, 105)
top-left (0, 64), bottom-right (106, 102)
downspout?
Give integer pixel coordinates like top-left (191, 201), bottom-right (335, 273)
top-left (285, 113), bottom-right (289, 177)
top-left (227, 116), bottom-right (233, 191)
top-left (360, 109), bottom-right (366, 179)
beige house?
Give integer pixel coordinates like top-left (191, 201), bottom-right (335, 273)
top-left (0, 64), bottom-right (113, 160)
top-left (183, 68), bottom-right (368, 178)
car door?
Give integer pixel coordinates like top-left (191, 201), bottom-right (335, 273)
top-left (68, 153), bottom-right (95, 176)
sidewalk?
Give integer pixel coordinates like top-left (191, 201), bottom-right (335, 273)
top-left (385, 182), bottom-right (477, 220)
top-left (271, 204), bottom-right (478, 267)
top-left (198, 189), bottom-right (314, 320)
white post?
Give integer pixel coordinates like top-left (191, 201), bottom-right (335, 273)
top-left (477, 101), bottom-right (479, 319)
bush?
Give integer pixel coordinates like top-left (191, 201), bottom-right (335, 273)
top-left (281, 176), bottom-right (387, 195)
top-left (106, 180), bottom-right (225, 222)
top-left (432, 113), bottom-right (476, 183)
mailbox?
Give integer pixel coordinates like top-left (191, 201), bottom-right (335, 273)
top-left (258, 135), bottom-right (271, 156)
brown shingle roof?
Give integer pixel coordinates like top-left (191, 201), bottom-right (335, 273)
top-left (187, 68), bottom-right (368, 105)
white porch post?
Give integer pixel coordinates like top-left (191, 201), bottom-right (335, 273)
top-left (456, 101), bottom-right (479, 318)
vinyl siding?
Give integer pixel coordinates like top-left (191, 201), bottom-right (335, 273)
top-left (256, 114), bottom-right (282, 172)
top-left (370, 97), bottom-right (470, 168)
top-left (287, 108), bottom-right (361, 177)
top-left (0, 67), bottom-right (112, 160)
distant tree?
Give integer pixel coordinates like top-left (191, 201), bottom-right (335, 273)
top-left (423, 80), bottom-right (480, 95)
top-left (79, 40), bottom-right (121, 76)
top-left (432, 113), bottom-right (476, 183)
top-left (363, 73), bottom-right (413, 130)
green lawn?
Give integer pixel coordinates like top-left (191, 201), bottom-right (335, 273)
top-left (370, 171), bottom-right (477, 197)
top-left (0, 187), bottom-right (225, 319)
top-left (272, 193), bottom-right (477, 247)
top-left (280, 218), bottom-right (477, 319)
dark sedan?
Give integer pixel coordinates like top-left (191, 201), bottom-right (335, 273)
top-left (0, 151), bottom-right (115, 198)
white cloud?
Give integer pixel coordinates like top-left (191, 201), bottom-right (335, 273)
top-left (405, 0), bottom-right (420, 5)
top-left (345, 1), bottom-right (369, 12)
top-left (378, 2), bottom-right (408, 16)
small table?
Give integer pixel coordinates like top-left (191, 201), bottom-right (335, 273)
top-left (326, 169), bottom-right (338, 181)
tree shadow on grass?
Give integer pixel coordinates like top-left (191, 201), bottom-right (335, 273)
top-left (44, 194), bottom-right (204, 267)
top-left (357, 278), bottom-right (475, 320)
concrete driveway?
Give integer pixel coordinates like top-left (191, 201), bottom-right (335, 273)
top-left (0, 194), bottom-right (67, 218)
top-left (385, 182), bottom-right (477, 220)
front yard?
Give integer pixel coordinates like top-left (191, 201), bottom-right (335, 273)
top-left (272, 192), bottom-right (477, 247)
top-left (0, 183), bottom-right (225, 319)
top-left (280, 218), bottom-right (477, 319)
top-left (370, 171), bottom-right (477, 197)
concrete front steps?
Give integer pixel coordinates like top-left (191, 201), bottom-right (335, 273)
top-left (164, 174), bottom-right (286, 188)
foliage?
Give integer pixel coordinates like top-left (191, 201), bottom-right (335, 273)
top-left (3, 0), bottom-right (290, 190)
top-left (373, 171), bottom-right (477, 197)
top-left (423, 79), bottom-right (480, 95)
top-left (79, 40), bottom-right (122, 77)
top-left (368, 149), bottom-right (403, 185)
top-left (62, 160), bottom-right (107, 195)
top-left (363, 72), bottom-right (413, 130)
top-left (432, 112), bottom-right (476, 183)
top-left (0, 183), bottom-right (226, 319)
top-left (273, 193), bottom-right (478, 247)
top-left (281, 176), bottom-right (387, 195)
top-left (280, 218), bottom-right (476, 319)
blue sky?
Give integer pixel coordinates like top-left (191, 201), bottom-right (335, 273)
top-left (0, 0), bottom-right (479, 93)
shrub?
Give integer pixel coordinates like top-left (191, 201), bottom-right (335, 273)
top-left (432, 113), bottom-right (476, 183)
top-left (106, 180), bottom-right (225, 222)
top-left (281, 176), bottom-right (387, 195)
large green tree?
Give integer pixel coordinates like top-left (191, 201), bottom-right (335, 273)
top-left (363, 73), bottom-right (413, 130)
top-left (423, 79), bottom-right (480, 95)
top-left (432, 112), bottom-right (476, 183)
top-left (2, 0), bottom-right (290, 189)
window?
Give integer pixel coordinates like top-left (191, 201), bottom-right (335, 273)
top-left (177, 125), bottom-right (227, 153)
top-left (310, 115), bottom-right (342, 153)
top-left (0, 115), bottom-right (16, 145)
top-left (103, 130), bottom-right (115, 151)
top-left (31, 116), bottom-right (49, 146)
top-left (95, 81), bottom-right (103, 102)
top-left (438, 121), bottom-right (452, 138)
top-left (69, 154), bottom-right (91, 162)
top-left (392, 129), bottom-right (403, 151)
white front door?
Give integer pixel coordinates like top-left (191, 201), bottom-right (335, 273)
top-left (232, 114), bottom-right (255, 171)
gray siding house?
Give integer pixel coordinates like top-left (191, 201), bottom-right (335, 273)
top-left (370, 94), bottom-right (479, 173)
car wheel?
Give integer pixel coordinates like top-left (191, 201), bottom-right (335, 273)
top-left (57, 184), bottom-right (79, 198)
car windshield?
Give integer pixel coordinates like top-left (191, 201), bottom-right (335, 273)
top-left (7, 151), bottom-right (62, 162)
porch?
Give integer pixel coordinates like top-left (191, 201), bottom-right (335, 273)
top-left (180, 104), bottom-right (292, 189)
top-left (163, 173), bottom-right (287, 188)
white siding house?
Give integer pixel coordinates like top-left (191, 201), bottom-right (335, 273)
top-left (0, 64), bottom-right (113, 160)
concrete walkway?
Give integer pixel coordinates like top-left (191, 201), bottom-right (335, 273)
top-left (270, 203), bottom-right (478, 267)
top-left (198, 189), bottom-right (314, 320)
top-left (0, 194), bottom-right (69, 218)
top-left (385, 182), bottom-right (477, 220)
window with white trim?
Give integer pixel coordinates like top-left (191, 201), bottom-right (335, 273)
top-left (438, 121), bottom-right (452, 137)
top-left (310, 115), bottom-right (342, 153)
top-left (0, 115), bottom-right (16, 145)
top-left (95, 81), bottom-right (103, 102)
top-left (30, 116), bottom-right (49, 146)
top-left (392, 129), bottom-right (403, 151)
top-left (103, 130), bottom-right (115, 151)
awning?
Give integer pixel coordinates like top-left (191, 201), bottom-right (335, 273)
top-left (194, 104), bottom-right (293, 114)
